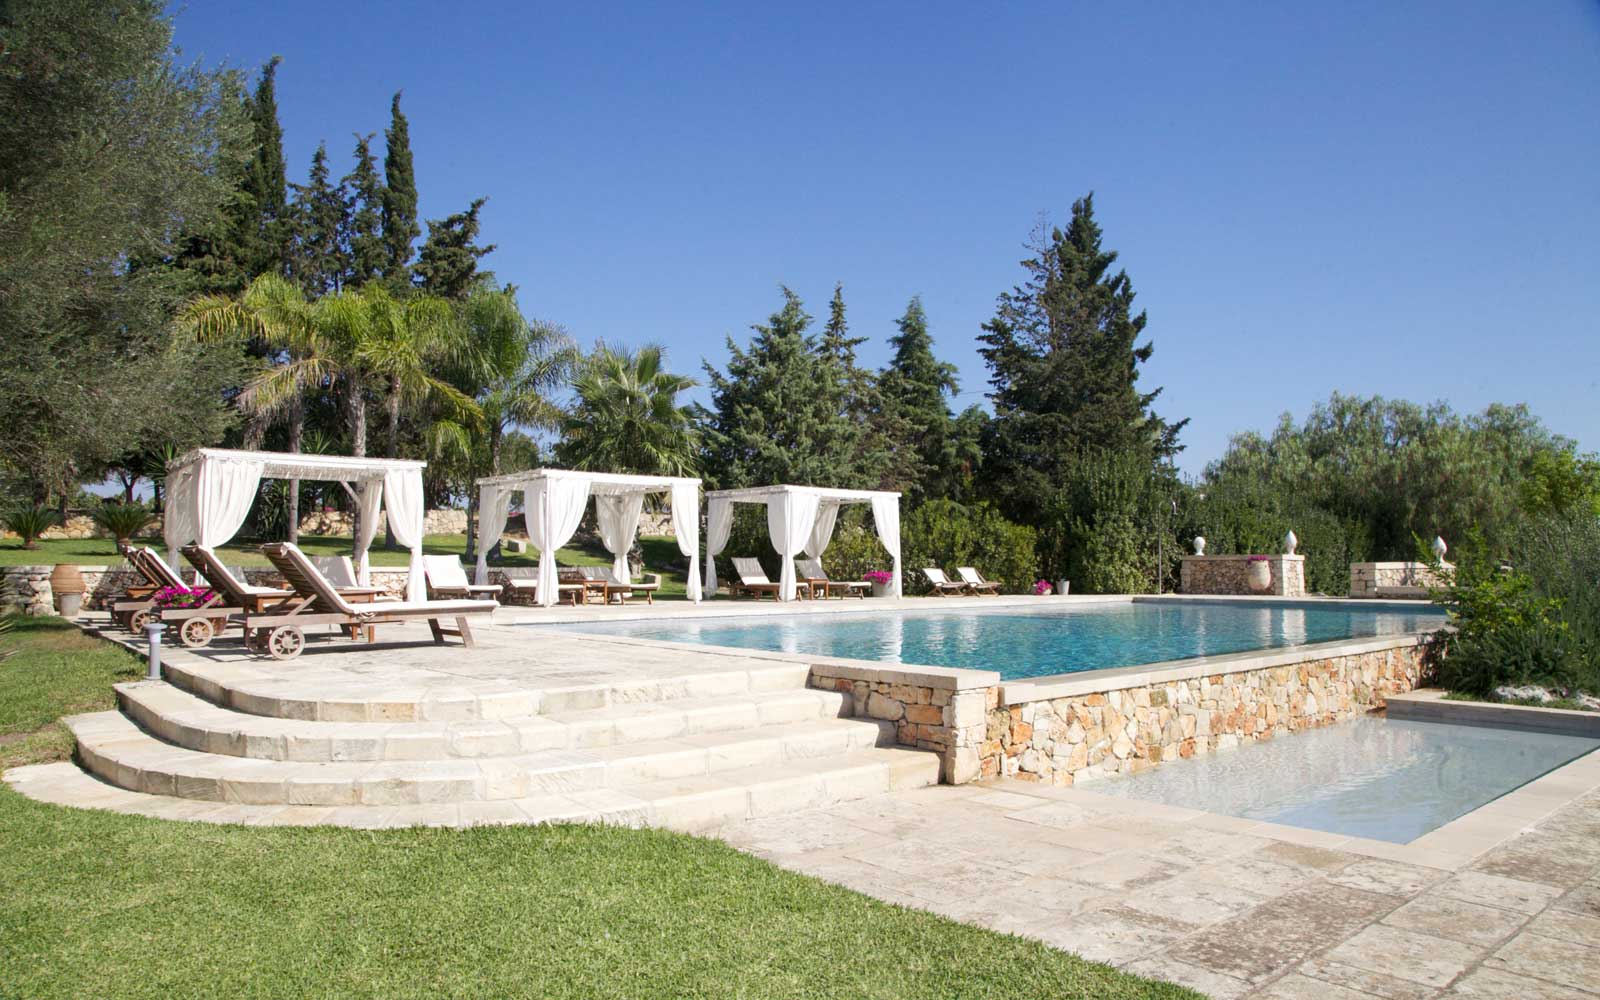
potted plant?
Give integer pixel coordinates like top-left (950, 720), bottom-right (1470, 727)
top-left (151, 584), bottom-right (226, 636)
top-left (2, 505), bottom-right (59, 550)
top-left (862, 570), bottom-right (893, 598)
top-left (1033, 579), bottom-right (1053, 596)
top-left (1246, 555), bottom-right (1272, 592)
top-left (92, 501), bottom-right (156, 547)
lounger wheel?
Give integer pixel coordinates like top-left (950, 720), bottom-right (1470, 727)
top-left (128, 608), bottom-right (155, 633)
top-left (265, 625), bottom-right (304, 660)
top-left (179, 617), bottom-right (214, 648)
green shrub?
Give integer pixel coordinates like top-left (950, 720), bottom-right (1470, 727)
top-left (819, 509), bottom-right (891, 582)
top-left (902, 499), bottom-right (1037, 593)
top-left (1037, 450), bottom-right (1178, 594)
top-left (91, 501), bottom-right (155, 544)
top-left (2, 506), bottom-right (59, 550)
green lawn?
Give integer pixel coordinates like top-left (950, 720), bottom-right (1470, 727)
top-left (0, 617), bottom-right (1199, 1000)
top-left (1, 533), bottom-right (700, 599)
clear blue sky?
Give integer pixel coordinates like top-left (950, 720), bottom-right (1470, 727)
top-left (170, 1), bottom-right (1600, 477)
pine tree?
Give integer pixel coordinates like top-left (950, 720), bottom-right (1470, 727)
top-left (241, 56), bottom-right (290, 276)
top-left (698, 288), bottom-right (867, 489)
top-left (879, 296), bottom-right (959, 502)
top-left (818, 284), bottom-right (890, 487)
top-left (381, 92), bottom-right (420, 291)
top-left (415, 198), bottom-right (496, 299)
top-left (289, 142), bottom-right (349, 295)
top-left (343, 132), bottom-right (386, 287)
top-left (978, 194), bottom-right (1186, 523)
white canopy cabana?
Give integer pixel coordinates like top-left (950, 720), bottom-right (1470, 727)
top-left (703, 485), bottom-right (902, 601)
top-left (474, 468), bottom-right (702, 606)
top-left (162, 448), bottom-right (430, 601)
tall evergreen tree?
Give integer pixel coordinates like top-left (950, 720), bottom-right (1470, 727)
top-left (241, 56), bottom-right (290, 276)
top-left (817, 284), bottom-right (890, 487)
top-left (343, 132), bottom-right (386, 287)
top-left (289, 142), bottom-right (349, 295)
top-left (698, 288), bottom-right (866, 489)
top-left (879, 296), bottom-right (959, 502)
top-left (415, 198), bottom-right (496, 299)
top-left (978, 194), bottom-right (1185, 522)
top-left (381, 92), bottom-right (420, 290)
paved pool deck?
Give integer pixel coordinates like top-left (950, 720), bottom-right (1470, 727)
top-left (717, 759), bottom-right (1600, 999)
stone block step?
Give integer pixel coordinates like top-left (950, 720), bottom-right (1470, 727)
top-left (157, 655), bottom-right (813, 723)
top-left (116, 681), bottom-right (852, 762)
top-left (8, 746), bottom-right (940, 831)
top-left (67, 709), bottom-right (898, 806)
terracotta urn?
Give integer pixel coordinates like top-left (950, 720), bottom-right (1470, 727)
top-left (49, 563), bottom-right (86, 617)
top-left (1245, 558), bottom-right (1272, 593)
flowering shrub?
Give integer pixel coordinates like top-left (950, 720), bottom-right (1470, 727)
top-left (151, 585), bottom-right (214, 610)
top-left (1033, 579), bottom-right (1053, 596)
top-left (861, 570), bottom-right (893, 586)
top-left (1246, 555), bottom-right (1270, 563)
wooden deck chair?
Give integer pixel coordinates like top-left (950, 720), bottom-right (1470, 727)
top-left (498, 567), bottom-right (585, 606)
top-left (160, 545), bottom-right (295, 648)
top-left (957, 566), bottom-right (1002, 596)
top-left (797, 557), bottom-right (870, 599)
top-left (577, 566), bottom-right (636, 604)
top-left (730, 558), bottom-right (782, 600)
top-left (921, 567), bottom-right (971, 597)
top-left (111, 546), bottom-right (195, 631)
top-left (422, 555), bottom-right (503, 602)
top-left (252, 542), bottom-right (496, 660)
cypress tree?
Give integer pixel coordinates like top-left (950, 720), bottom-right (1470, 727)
top-left (698, 288), bottom-right (866, 489)
top-left (343, 132), bottom-right (386, 287)
top-left (818, 284), bottom-right (890, 488)
top-left (289, 142), bottom-right (349, 295)
top-left (381, 92), bottom-right (420, 291)
top-left (978, 193), bottom-right (1186, 523)
top-left (414, 198), bottom-right (496, 299)
top-left (242, 56), bottom-right (290, 276)
top-left (879, 296), bottom-right (960, 503)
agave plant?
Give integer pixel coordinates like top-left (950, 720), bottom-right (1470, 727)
top-left (2, 505), bottom-right (59, 550)
top-left (92, 501), bottom-right (156, 545)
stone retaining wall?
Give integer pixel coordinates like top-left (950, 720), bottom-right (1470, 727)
top-left (987, 639), bottom-right (1426, 786)
top-left (1180, 554), bottom-right (1305, 597)
top-left (807, 663), bottom-right (998, 784)
top-left (1, 567), bottom-right (56, 616)
top-left (1349, 561), bottom-right (1451, 599)
top-left (297, 508), bottom-right (467, 537)
top-left (2, 563), bottom-right (417, 614)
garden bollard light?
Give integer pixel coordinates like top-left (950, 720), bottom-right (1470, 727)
top-left (145, 620), bottom-right (163, 680)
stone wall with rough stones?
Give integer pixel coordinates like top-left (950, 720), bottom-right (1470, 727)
top-left (986, 641), bottom-right (1426, 786)
top-left (808, 663), bottom-right (998, 784)
top-left (1, 567), bottom-right (56, 616)
top-left (297, 508), bottom-right (467, 537)
top-left (1349, 561), bottom-right (1451, 599)
top-left (1180, 554), bottom-right (1305, 597)
top-left (0, 514), bottom-right (164, 542)
top-left (4, 563), bottom-right (418, 613)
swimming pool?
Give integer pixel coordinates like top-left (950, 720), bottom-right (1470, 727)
top-left (1091, 715), bottom-right (1599, 843)
top-left (557, 600), bottom-right (1445, 681)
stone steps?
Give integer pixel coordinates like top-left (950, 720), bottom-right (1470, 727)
top-left (116, 681), bottom-right (852, 761)
top-left (66, 709), bottom-right (903, 807)
top-left (157, 655), bottom-right (813, 722)
top-left (9, 749), bottom-right (939, 832)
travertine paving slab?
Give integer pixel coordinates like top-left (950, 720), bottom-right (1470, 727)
top-left (1485, 931), bottom-right (1600, 994)
top-left (1322, 924), bottom-right (1482, 988)
top-left (1380, 892), bottom-right (1527, 947)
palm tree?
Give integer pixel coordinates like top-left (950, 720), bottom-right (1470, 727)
top-left (444, 289), bottom-right (576, 556)
top-left (557, 343), bottom-right (698, 476)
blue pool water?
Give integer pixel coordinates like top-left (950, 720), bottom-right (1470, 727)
top-left (558, 600), bottom-right (1445, 681)
top-left (1094, 715), bottom-right (1599, 843)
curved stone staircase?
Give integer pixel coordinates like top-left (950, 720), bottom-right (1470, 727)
top-left (37, 644), bottom-right (940, 830)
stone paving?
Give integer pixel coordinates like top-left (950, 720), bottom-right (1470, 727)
top-left (715, 775), bottom-right (1600, 998)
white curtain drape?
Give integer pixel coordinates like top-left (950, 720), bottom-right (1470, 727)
top-left (164, 456), bottom-right (262, 574)
top-left (474, 484), bottom-right (513, 585)
top-left (767, 491), bottom-right (821, 601)
top-left (529, 478), bottom-right (592, 607)
top-left (702, 497), bottom-right (734, 596)
top-left (382, 469), bottom-right (427, 602)
top-left (802, 500), bottom-right (842, 558)
top-left (353, 479), bottom-right (384, 587)
top-left (870, 494), bottom-right (902, 598)
top-left (595, 492), bottom-right (646, 583)
top-left (671, 481), bottom-right (701, 603)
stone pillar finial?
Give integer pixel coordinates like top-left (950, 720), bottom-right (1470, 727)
top-left (1432, 536), bottom-right (1447, 560)
top-left (1193, 536), bottom-right (1206, 556)
top-left (1283, 529), bottom-right (1298, 555)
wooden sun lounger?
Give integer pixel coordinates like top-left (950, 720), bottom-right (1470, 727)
top-left (251, 542), bottom-right (496, 660)
top-left (498, 568), bottom-right (585, 606)
top-left (957, 566), bottom-right (1002, 596)
top-left (112, 546), bottom-right (193, 631)
top-left (797, 558), bottom-right (870, 600)
top-left (423, 555), bottom-right (503, 602)
top-left (921, 567), bottom-right (972, 597)
top-left (731, 558), bottom-right (782, 600)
